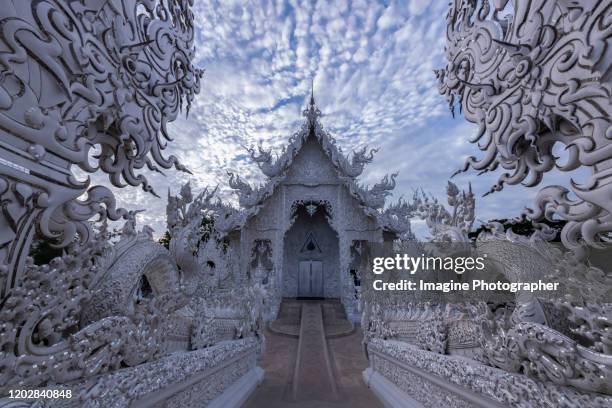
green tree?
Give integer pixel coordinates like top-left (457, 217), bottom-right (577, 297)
top-left (469, 217), bottom-right (567, 242)
top-left (158, 231), bottom-right (171, 249)
top-left (29, 238), bottom-right (63, 265)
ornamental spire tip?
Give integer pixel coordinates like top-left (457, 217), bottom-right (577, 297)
top-left (310, 79), bottom-right (315, 107)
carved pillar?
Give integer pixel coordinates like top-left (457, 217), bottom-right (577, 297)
top-left (239, 228), bottom-right (251, 283)
top-left (339, 233), bottom-right (354, 314)
top-left (279, 184), bottom-right (288, 297)
top-left (273, 234), bottom-right (283, 294)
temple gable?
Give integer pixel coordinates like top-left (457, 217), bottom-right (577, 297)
top-left (283, 134), bottom-right (342, 186)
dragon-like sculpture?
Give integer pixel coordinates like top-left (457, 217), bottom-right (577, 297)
top-left (361, 2), bottom-right (612, 405)
top-left (436, 0), bottom-right (611, 255)
top-left (247, 144), bottom-right (288, 178)
top-left (474, 300), bottom-right (612, 394)
top-left (246, 141), bottom-right (377, 180)
top-left (0, 218), bottom-right (187, 392)
top-left (351, 173), bottom-right (398, 210)
top-left (0, 0), bottom-right (203, 295)
top-left (166, 183), bottom-right (219, 285)
top-left (466, 221), bottom-right (612, 395)
top-left (165, 182), bottom-right (268, 352)
top-left (0, 2), bottom-right (271, 404)
top-left (378, 198), bottom-right (417, 241)
top-left (227, 171), bottom-right (275, 209)
top-left (337, 146), bottom-right (379, 178)
top-left (0, 0), bottom-right (206, 395)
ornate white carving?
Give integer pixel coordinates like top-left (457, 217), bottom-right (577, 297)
top-left (378, 198), bottom-right (415, 240)
top-left (245, 93), bottom-right (379, 182)
top-left (66, 337), bottom-right (262, 406)
top-left (220, 96), bottom-right (406, 318)
top-left (247, 144), bottom-right (286, 178)
top-left (475, 304), bottom-right (612, 394)
top-left (412, 181), bottom-right (475, 242)
top-left (362, 177), bottom-right (612, 401)
top-left (348, 173), bottom-right (398, 211)
top-left (290, 199), bottom-right (333, 220)
top-left (0, 2), bottom-right (269, 405)
top-left (337, 146), bottom-right (379, 178)
top-left (436, 0), bottom-right (612, 255)
top-left (0, 221), bottom-right (180, 391)
top-left (367, 338), bottom-right (612, 408)
top-left (231, 95), bottom-right (400, 224)
top-left (227, 172), bottom-right (274, 209)
top-left (0, 0), bottom-right (203, 295)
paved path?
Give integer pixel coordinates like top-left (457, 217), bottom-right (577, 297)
top-left (244, 300), bottom-right (382, 408)
top-left (292, 302), bottom-right (338, 401)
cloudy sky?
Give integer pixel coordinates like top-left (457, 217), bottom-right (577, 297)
top-left (98, 0), bottom-right (575, 238)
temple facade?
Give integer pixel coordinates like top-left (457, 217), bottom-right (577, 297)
top-left (222, 95), bottom-right (409, 320)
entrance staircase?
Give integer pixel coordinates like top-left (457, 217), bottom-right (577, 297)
top-left (269, 299), bottom-right (354, 339)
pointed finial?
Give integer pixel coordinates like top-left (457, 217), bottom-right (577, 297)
top-left (310, 79), bottom-right (315, 106)
top-left (304, 78), bottom-right (320, 125)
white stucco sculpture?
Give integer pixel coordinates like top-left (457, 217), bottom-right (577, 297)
top-left (436, 0), bottom-right (612, 257)
top-left (0, 1), bottom-right (265, 406)
top-left (363, 1), bottom-right (612, 406)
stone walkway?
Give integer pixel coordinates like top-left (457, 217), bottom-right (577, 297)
top-left (244, 300), bottom-right (382, 408)
top-left (292, 302), bottom-right (338, 401)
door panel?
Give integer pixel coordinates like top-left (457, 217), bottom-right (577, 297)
top-left (298, 260), bottom-right (324, 297)
top-left (310, 261), bottom-right (323, 297)
top-left (298, 261), bottom-right (311, 297)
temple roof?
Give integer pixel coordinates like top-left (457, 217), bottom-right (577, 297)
top-left (224, 95), bottom-right (408, 235)
top-left (246, 91), bottom-right (379, 180)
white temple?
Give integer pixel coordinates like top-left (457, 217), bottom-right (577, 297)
top-left (221, 92), bottom-right (407, 320)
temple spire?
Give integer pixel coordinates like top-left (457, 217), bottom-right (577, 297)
top-left (305, 79), bottom-right (320, 127)
top-left (310, 79), bottom-right (315, 107)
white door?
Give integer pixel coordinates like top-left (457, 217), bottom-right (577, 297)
top-left (298, 261), bottom-right (311, 297)
top-left (298, 261), bottom-right (324, 297)
top-left (310, 261), bottom-right (323, 297)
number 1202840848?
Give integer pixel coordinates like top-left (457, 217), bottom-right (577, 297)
top-left (8, 389), bottom-right (72, 399)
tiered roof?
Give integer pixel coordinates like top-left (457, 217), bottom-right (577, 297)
top-left (223, 93), bottom-right (411, 237)
top-left (228, 94), bottom-right (396, 210)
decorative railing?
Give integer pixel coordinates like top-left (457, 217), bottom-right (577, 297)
top-left (0, 337), bottom-right (263, 407)
top-left (366, 338), bottom-right (612, 408)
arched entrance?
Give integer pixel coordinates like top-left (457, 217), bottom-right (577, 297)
top-left (282, 202), bottom-right (339, 298)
